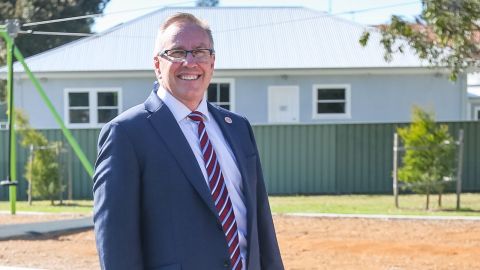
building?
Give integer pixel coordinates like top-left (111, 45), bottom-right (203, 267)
top-left (0, 6), bottom-right (469, 129)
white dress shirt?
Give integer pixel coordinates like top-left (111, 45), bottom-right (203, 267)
top-left (157, 86), bottom-right (247, 270)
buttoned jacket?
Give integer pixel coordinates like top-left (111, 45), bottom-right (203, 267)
top-left (93, 89), bottom-right (284, 270)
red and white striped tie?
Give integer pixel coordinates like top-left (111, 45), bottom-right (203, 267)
top-left (188, 111), bottom-right (243, 270)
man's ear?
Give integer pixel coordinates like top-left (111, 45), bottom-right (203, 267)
top-left (153, 57), bottom-right (161, 79)
top-left (211, 54), bottom-right (215, 69)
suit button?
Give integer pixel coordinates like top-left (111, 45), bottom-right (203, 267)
top-left (223, 260), bottom-right (230, 268)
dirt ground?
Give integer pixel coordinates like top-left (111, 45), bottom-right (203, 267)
top-left (1, 214), bottom-right (480, 270)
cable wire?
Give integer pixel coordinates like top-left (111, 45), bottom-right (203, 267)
top-left (19, 30), bottom-right (94, 37)
top-left (22, 0), bottom-right (195, 27)
top-left (339, 1), bottom-right (419, 16)
top-left (13, 1), bottom-right (420, 38)
top-left (216, 1), bottom-right (420, 34)
top-left (23, 14), bottom-right (102, 27)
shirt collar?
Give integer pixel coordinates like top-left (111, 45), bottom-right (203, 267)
top-left (156, 84), bottom-right (210, 123)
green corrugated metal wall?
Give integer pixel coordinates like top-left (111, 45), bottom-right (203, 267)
top-left (0, 122), bottom-right (479, 200)
top-left (256, 122), bottom-right (480, 194)
top-left (0, 129), bottom-right (100, 201)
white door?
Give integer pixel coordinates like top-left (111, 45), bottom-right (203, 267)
top-left (268, 86), bottom-right (299, 123)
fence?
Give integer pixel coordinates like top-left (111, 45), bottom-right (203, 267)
top-left (0, 121), bottom-right (479, 200)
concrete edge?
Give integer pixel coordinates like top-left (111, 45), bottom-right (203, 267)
top-left (280, 212), bottom-right (480, 221)
top-left (0, 267), bottom-right (47, 270)
top-left (0, 217), bottom-right (93, 241)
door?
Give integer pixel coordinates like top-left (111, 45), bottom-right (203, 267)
top-left (268, 86), bottom-right (299, 123)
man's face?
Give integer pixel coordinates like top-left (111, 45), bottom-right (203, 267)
top-left (154, 22), bottom-right (215, 110)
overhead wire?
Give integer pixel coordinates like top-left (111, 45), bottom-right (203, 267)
top-left (18, 30), bottom-right (93, 37)
top-left (22, 14), bottom-right (102, 27)
top-left (88, 0), bottom-right (421, 40)
top-left (7, 0), bottom-right (195, 38)
top-left (217, 1), bottom-right (420, 34)
top-left (21, 0), bottom-right (196, 27)
top-left (3, 0), bottom-right (420, 38)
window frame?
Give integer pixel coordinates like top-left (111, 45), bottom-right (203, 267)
top-left (312, 84), bottom-right (351, 119)
top-left (205, 78), bottom-right (235, 112)
top-left (64, 87), bottom-right (122, 128)
top-left (475, 106), bottom-right (480, 120)
top-left (0, 101), bottom-right (7, 129)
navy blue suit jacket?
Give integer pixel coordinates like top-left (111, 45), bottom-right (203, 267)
top-left (93, 89), bottom-right (284, 270)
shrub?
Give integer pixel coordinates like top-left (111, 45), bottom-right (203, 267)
top-left (16, 110), bottom-right (63, 205)
top-left (397, 106), bottom-right (456, 209)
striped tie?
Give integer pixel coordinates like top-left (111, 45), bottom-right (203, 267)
top-left (188, 111), bottom-right (243, 270)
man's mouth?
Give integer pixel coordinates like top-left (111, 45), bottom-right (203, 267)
top-left (178, 74), bottom-right (201, 81)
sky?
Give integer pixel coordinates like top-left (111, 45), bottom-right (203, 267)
top-left (93, 0), bottom-right (423, 32)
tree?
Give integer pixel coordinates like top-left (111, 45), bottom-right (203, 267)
top-left (196, 0), bottom-right (219, 7)
top-left (397, 106), bottom-right (456, 210)
top-left (359, 0), bottom-right (480, 81)
top-left (16, 109), bottom-right (63, 205)
top-left (0, 0), bottom-right (110, 99)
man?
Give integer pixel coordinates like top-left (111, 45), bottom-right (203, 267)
top-left (93, 13), bottom-right (284, 270)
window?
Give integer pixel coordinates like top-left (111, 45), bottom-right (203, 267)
top-left (0, 102), bottom-right (7, 129)
top-left (475, 106), bottom-right (480, 120)
top-left (64, 88), bottom-right (121, 128)
top-left (312, 84), bottom-right (351, 119)
top-left (97, 92), bottom-right (119, 123)
top-left (68, 92), bottom-right (90, 124)
top-left (206, 79), bottom-right (234, 111)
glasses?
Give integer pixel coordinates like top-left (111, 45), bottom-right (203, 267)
top-left (160, 48), bottom-right (215, 62)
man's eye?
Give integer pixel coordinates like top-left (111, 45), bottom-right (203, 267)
top-left (192, 50), bottom-right (207, 57)
top-left (168, 51), bottom-right (185, 58)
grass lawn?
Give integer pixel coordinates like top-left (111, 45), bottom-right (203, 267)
top-left (269, 193), bottom-right (480, 216)
top-left (0, 200), bottom-right (93, 214)
top-left (1, 193), bottom-right (479, 216)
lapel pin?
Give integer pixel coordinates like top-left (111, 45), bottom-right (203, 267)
top-left (224, 116), bottom-right (232, 124)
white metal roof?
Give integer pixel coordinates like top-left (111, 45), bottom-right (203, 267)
top-left (7, 6), bottom-right (426, 73)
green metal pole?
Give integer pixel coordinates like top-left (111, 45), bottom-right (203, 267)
top-left (0, 31), bottom-right (94, 177)
top-left (6, 34), bottom-right (16, 214)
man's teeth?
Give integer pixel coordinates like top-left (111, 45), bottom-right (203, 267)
top-left (179, 75), bottom-right (199, 80)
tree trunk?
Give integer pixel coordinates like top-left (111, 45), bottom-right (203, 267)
top-left (426, 189), bottom-right (430, 210)
top-left (438, 193), bottom-right (442, 207)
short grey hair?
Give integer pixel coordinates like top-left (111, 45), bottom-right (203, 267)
top-left (153, 13), bottom-right (214, 57)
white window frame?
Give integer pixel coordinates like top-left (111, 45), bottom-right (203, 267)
top-left (475, 106), bottom-right (480, 120)
top-left (312, 84), bottom-right (351, 119)
top-left (64, 88), bottom-right (122, 128)
top-left (0, 101), bottom-right (7, 129)
top-left (205, 78), bottom-right (235, 112)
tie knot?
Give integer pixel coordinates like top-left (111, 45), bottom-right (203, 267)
top-left (188, 111), bottom-right (205, 123)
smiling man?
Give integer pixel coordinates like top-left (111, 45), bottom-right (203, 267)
top-left (93, 13), bottom-right (284, 270)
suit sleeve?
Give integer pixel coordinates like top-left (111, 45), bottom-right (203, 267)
top-left (93, 122), bottom-right (143, 270)
top-left (246, 121), bottom-right (285, 270)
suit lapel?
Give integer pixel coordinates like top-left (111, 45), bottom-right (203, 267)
top-left (144, 91), bottom-right (218, 217)
top-left (208, 104), bottom-right (254, 232)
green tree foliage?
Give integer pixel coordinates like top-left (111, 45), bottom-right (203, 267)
top-left (0, 0), bottom-right (110, 99)
top-left (196, 0), bottom-right (219, 7)
top-left (16, 109), bottom-right (63, 205)
top-left (397, 106), bottom-right (456, 210)
top-left (359, 0), bottom-right (480, 81)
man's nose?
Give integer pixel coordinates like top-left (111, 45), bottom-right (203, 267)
top-left (182, 52), bottom-right (198, 66)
